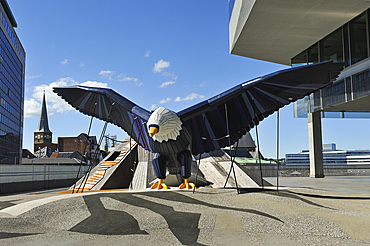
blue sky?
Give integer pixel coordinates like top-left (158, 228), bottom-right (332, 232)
top-left (10, 0), bottom-right (370, 158)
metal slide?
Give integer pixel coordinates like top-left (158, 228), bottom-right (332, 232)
top-left (71, 139), bottom-right (137, 192)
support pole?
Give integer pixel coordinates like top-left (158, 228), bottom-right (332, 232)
top-left (255, 124), bottom-right (264, 188)
top-left (79, 102), bottom-right (116, 192)
top-left (73, 103), bottom-right (96, 194)
top-left (276, 109), bottom-right (279, 194)
top-left (308, 111), bottom-right (325, 178)
top-left (224, 103), bottom-right (239, 192)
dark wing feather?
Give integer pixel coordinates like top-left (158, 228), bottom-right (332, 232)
top-left (178, 61), bottom-right (344, 155)
top-left (53, 85), bottom-right (159, 152)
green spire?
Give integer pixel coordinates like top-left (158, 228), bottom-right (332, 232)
top-left (35, 90), bottom-right (51, 133)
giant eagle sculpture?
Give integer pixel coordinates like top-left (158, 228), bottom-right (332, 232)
top-left (53, 61), bottom-right (342, 189)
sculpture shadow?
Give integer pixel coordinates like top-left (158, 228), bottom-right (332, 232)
top-left (0, 199), bottom-right (21, 210)
top-left (70, 190), bottom-right (283, 245)
top-left (237, 188), bottom-right (334, 210)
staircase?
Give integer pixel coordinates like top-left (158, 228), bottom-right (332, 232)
top-left (72, 139), bottom-right (137, 193)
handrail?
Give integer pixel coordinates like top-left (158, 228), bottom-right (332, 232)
top-left (75, 140), bottom-right (137, 191)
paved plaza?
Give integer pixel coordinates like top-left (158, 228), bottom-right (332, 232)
top-left (0, 177), bottom-right (370, 245)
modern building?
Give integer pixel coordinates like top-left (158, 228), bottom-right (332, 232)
top-left (286, 143), bottom-right (370, 166)
top-left (229, 0), bottom-right (370, 177)
top-left (0, 0), bottom-right (25, 164)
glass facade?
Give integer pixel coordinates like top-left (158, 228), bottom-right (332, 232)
top-left (0, 3), bottom-right (25, 164)
top-left (291, 10), bottom-right (370, 68)
top-left (292, 9), bottom-right (370, 118)
top-left (294, 68), bottom-right (370, 118)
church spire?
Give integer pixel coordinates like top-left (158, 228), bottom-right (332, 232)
top-left (36, 90), bottom-right (51, 133)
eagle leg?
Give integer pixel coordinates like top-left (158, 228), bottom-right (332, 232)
top-left (151, 153), bottom-right (168, 189)
top-left (179, 178), bottom-right (196, 189)
top-left (151, 178), bottom-right (168, 190)
top-left (177, 150), bottom-right (196, 189)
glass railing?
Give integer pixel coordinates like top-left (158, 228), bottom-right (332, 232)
top-left (294, 68), bottom-right (370, 118)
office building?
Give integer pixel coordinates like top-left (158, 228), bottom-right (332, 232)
top-left (0, 0), bottom-right (25, 164)
top-left (229, 0), bottom-right (370, 177)
top-left (286, 143), bottom-right (370, 166)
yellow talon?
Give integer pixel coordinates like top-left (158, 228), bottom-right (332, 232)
top-left (179, 178), bottom-right (196, 189)
top-left (151, 179), bottom-right (168, 190)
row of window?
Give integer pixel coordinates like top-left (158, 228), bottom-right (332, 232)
top-left (0, 131), bottom-right (20, 144)
top-left (292, 10), bottom-right (370, 67)
top-left (295, 68), bottom-right (370, 116)
top-left (0, 30), bottom-right (22, 75)
top-left (35, 135), bottom-right (51, 139)
top-left (0, 96), bottom-right (20, 120)
top-left (0, 7), bottom-right (24, 164)
top-left (0, 52), bottom-right (22, 92)
top-left (0, 112), bottom-right (19, 133)
top-left (0, 56), bottom-right (22, 97)
top-left (0, 12), bottom-right (25, 63)
top-left (0, 82), bottom-right (21, 113)
top-left (322, 69), bottom-right (370, 108)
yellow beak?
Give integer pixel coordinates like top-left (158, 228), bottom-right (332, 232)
top-left (149, 126), bottom-right (159, 138)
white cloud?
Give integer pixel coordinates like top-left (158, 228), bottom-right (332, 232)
top-left (79, 81), bottom-right (108, 88)
top-left (144, 50), bottom-right (151, 57)
top-left (27, 74), bottom-right (43, 79)
top-left (159, 81), bottom-right (175, 88)
top-left (99, 70), bottom-right (115, 80)
top-left (162, 71), bottom-right (178, 80)
top-left (174, 93), bottom-right (205, 102)
top-left (25, 77), bottom-right (76, 118)
top-left (24, 77), bottom-right (109, 118)
top-left (24, 98), bottom-right (41, 118)
top-left (61, 59), bottom-right (69, 65)
top-left (198, 81), bottom-right (207, 87)
top-left (153, 59), bottom-right (170, 73)
top-left (150, 104), bottom-right (158, 110)
top-left (159, 98), bottom-right (172, 104)
top-left (79, 62), bottom-right (85, 67)
top-left (117, 74), bottom-right (142, 86)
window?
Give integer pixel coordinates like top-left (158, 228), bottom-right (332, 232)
top-left (291, 50), bottom-right (307, 67)
top-left (308, 43), bottom-right (318, 64)
top-left (350, 12), bottom-right (368, 64)
top-left (320, 27), bottom-right (343, 62)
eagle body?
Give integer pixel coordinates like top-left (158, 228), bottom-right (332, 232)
top-left (53, 61), bottom-right (343, 189)
top-left (147, 107), bottom-right (193, 183)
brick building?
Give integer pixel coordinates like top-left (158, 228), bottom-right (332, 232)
top-left (58, 133), bottom-right (99, 162)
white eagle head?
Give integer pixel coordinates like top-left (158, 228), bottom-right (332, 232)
top-left (147, 107), bottom-right (182, 142)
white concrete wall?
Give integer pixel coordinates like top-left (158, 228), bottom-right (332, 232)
top-left (0, 165), bottom-right (90, 183)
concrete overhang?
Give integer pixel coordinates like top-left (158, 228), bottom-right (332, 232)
top-left (230, 0), bottom-right (370, 65)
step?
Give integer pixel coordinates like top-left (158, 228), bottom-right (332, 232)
top-left (88, 179), bottom-right (100, 182)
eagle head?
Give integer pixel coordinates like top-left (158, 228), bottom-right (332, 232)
top-left (147, 107), bottom-right (182, 142)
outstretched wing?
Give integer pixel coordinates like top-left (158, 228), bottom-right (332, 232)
top-left (53, 86), bottom-right (157, 151)
top-left (178, 61), bottom-right (343, 155)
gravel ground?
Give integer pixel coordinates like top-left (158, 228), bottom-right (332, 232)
top-left (0, 187), bottom-right (370, 245)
